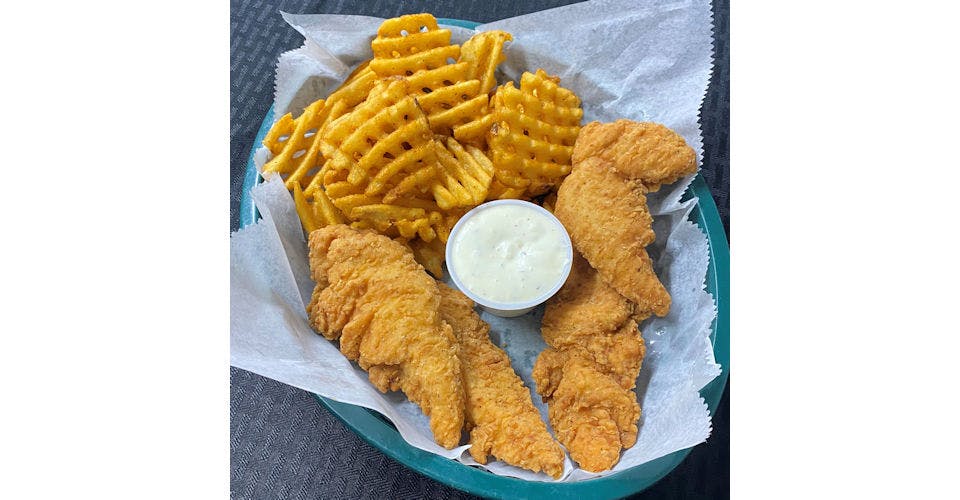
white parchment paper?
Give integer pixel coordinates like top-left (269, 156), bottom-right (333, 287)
top-left (231, 0), bottom-right (720, 482)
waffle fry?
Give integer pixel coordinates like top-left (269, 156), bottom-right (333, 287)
top-left (370, 14), bottom-right (491, 136)
top-left (389, 197), bottom-right (460, 243)
top-left (313, 186), bottom-right (347, 226)
top-left (292, 183), bottom-right (346, 234)
top-left (260, 59), bottom-right (378, 194)
top-left (406, 64), bottom-right (487, 135)
top-left (460, 31), bottom-right (513, 94)
top-left (312, 78), bottom-right (445, 239)
top-left (397, 210), bottom-right (442, 241)
top-left (416, 77), bottom-right (489, 134)
top-left (452, 103), bottom-right (494, 146)
top-left (448, 31), bottom-right (511, 145)
top-left (399, 197), bottom-right (449, 241)
top-left (431, 136), bottom-right (495, 209)
top-left (292, 184), bottom-right (319, 233)
top-left (317, 78), bottom-right (437, 195)
top-left (436, 208), bottom-right (466, 244)
top-left (261, 98), bottom-right (328, 190)
top-left (487, 69), bottom-right (583, 197)
top-left (320, 63), bottom-right (378, 134)
top-left (403, 61), bottom-right (466, 91)
top-left (486, 179), bottom-right (527, 200)
top-left (343, 59), bottom-right (372, 85)
top-left (371, 14), bottom-right (458, 78)
top-left (263, 15), bottom-right (586, 282)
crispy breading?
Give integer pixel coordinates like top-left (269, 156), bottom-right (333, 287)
top-left (532, 354), bottom-right (640, 472)
top-left (535, 119), bottom-right (695, 472)
top-left (542, 252), bottom-right (635, 343)
top-left (572, 120), bottom-right (697, 192)
top-left (306, 224), bottom-right (465, 449)
top-left (554, 157), bottom-right (670, 317)
top-left (541, 253), bottom-right (646, 389)
top-left (438, 284), bottom-right (565, 478)
top-left (534, 252), bottom-right (646, 471)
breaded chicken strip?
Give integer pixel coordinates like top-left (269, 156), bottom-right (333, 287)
top-left (540, 253), bottom-right (647, 388)
top-left (533, 354), bottom-right (640, 472)
top-left (535, 120), bottom-right (694, 472)
top-left (572, 120), bottom-right (697, 192)
top-left (306, 224), bottom-right (465, 449)
top-left (534, 252), bottom-right (646, 471)
top-left (437, 284), bottom-right (565, 478)
top-left (554, 157), bottom-right (670, 317)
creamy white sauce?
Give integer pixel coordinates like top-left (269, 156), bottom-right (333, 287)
top-left (449, 203), bottom-right (571, 304)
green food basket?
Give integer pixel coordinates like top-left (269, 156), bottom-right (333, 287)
top-left (238, 18), bottom-right (729, 499)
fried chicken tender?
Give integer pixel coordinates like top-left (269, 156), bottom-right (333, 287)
top-left (533, 354), bottom-right (640, 472)
top-left (534, 120), bottom-right (695, 472)
top-left (306, 224), bottom-right (465, 449)
top-left (554, 157), bottom-right (670, 317)
top-left (540, 253), bottom-right (646, 388)
top-left (533, 252), bottom-right (646, 471)
top-left (438, 283), bottom-right (565, 478)
top-left (572, 120), bottom-right (697, 192)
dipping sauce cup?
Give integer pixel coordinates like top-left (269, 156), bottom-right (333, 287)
top-left (445, 199), bottom-right (573, 317)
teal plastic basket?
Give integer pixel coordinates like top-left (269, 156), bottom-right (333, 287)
top-left (238, 18), bottom-right (729, 499)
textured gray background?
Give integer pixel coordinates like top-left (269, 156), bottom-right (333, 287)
top-left (230, 0), bottom-right (729, 498)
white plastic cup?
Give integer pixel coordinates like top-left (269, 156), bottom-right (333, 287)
top-left (445, 199), bottom-right (573, 317)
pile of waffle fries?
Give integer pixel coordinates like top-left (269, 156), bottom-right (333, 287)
top-left (261, 13), bottom-right (583, 276)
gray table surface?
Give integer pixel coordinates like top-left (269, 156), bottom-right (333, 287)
top-left (230, 1), bottom-right (729, 498)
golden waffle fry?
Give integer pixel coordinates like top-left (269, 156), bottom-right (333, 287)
top-left (312, 185), bottom-right (346, 226)
top-left (292, 183), bottom-right (346, 234)
top-left (370, 15), bottom-right (492, 136)
top-left (309, 77), bottom-right (446, 239)
top-left (261, 98), bottom-right (328, 190)
top-left (327, 64), bottom-right (377, 110)
top-left (319, 63), bottom-right (378, 135)
top-left (330, 193), bottom-right (443, 242)
top-left (317, 78), bottom-right (437, 197)
top-left (395, 197), bottom-right (451, 242)
top-left (402, 63), bottom-right (486, 135)
top-left (414, 77), bottom-right (489, 135)
top-left (350, 204), bottom-right (426, 224)
top-left (451, 75), bottom-right (498, 151)
top-left (431, 136), bottom-right (495, 209)
top-left (435, 208), bottom-right (467, 244)
top-left (328, 193), bottom-right (381, 213)
top-left (394, 197), bottom-right (446, 241)
top-left (452, 102), bottom-right (494, 146)
top-left (449, 31), bottom-right (511, 145)
top-left (397, 215), bottom-right (441, 241)
top-left (349, 219), bottom-right (376, 231)
top-left (487, 69), bottom-right (583, 197)
top-left (292, 184), bottom-right (319, 233)
top-left (343, 59), bottom-right (372, 85)
top-left (339, 197), bottom-right (441, 242)
top-left (404, 62), bottom-right (468, 92)
top-left (371, 14), bottom-right (458, 78)
top-left (261, 58), bottom-right (378, 196)
top-left (486, 178), bottom-right (528, 200)
top-left (460, 30), bottom-right (513, 94)
top-left (374, 45), bottom-right (461, 78)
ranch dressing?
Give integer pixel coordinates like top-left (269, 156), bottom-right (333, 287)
top-left (448, 201), bottom-right (572, 305)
